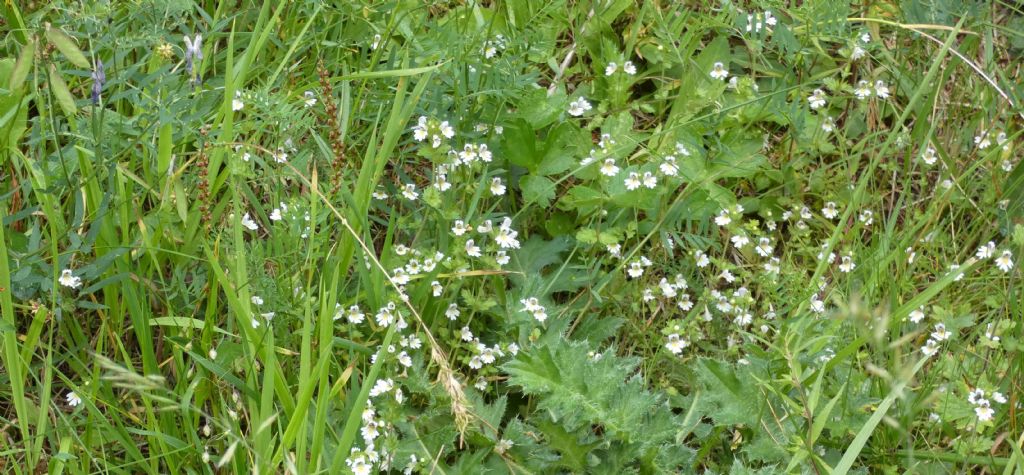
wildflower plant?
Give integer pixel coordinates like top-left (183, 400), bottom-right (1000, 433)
top-left (1, 1), bottom-right (1023, 474)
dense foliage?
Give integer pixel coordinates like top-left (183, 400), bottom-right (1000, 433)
top-left (2, 0), bottom-right (1024, 473)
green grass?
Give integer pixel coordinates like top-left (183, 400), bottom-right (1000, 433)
top-left (2, 0), bottom-right (1024, 473)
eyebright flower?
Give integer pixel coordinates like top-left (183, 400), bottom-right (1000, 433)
top-left (567, 97), bottom-right (592, 117)
top-left (821, 201), bottom-right (839, 219)
top-left (874, 80), bottom-right (890, 99)
top-left (822, 116), bottom-right (836, 132)
top-left (401, 183), bottom-right (419, 201)
top-left (488, 177), bottom-right (506, 196)
top-left (240, 213), bottom-right (259, 231)
top-left (604, 62), bottom-right (617, 76)
top-left (232, 91), bottom-right (244, 111)
top-left (59, 269), bottom-right (83, 289)
top-left (709, 62), bottom-right (729, 80)
top-left (599, 159), bottom-right (620, 177)
top-left (921, 338), bottom-right (939, 357)
top-left (622, 61), bottom-right (637, 75)
top-left (976, 241), bottom-right (996, 259)
top-left (975, 132), bottom-right (992, 149)
top-left (641, 172), bottom-right (658, 189)
top-left (465, 239), bottom-right (482, 257)
top-left (995, 250), bottom-right (1014, 273)
top-left (445, 303), bottom-right (460, 321)
top-left (838, 254), bottom-right (856, 273)
top-left (908, 306), bottom-right (925, 323)
top-left (808, 89), bottom-right (827, 110)
top-left (665, 334), bottom-right (689, 354)
top-left (451, 220), bottom-right (469, 236)
top-left (755, 237), bottom-right (774, 257)
top-left (854, 80), bottom-right (872, 100)
top-left (303, 90), bottom-right (317, 107)
top-left (851, 45), bottom-right (866, 60)
top-left (659, 156), bottom-right (679, 176)
top-left (915, 145), bottom-right (936, 165)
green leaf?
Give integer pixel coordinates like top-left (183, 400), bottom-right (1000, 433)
top-left (520, 175), bottom-right (556, 207)
top-left (46, 26), bottom-right (90, 68)
top-left (48, 64), bottom-right (77, 117)
top-left (9, 39), bottom-right (35, 91)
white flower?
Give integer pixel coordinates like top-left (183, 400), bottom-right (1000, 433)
top-left (731, 233), bottom-right (750, 249)
top-left (755, 237), bottom-right (773, 257)
top-left (622, 61), bottom-right (637, 75)
top-left (371, 33), bottom-right (383, 50)
top-left (476, 220), bottom-right (493, 234)
top-left (232, 93), bottom-right (244, 111)
top-left (822, 201), bottom-right (839, 219)
top-left (401, 183), bottom-right (419, 201)
top-left (714, 209), bottom-right (732, 226)
top-left (368, 378), bottom-right (394, 397)
top-left (976, 241), bottom-right (996, 259)
top-left (641, 172), bottom-right (657, 189)
top-left (822, 116), bottom-right (836, 132)
top-left (240, 213), bottom-right (259, 231)
top-left (445, 303), bottom-right (460, 320)
top-left (451, 220), bottom-right (469, 236)
top-left (490, 177), bottom-right (506, 196)
top-left (495, 250), bottom-right (510, 266)
top-left (931, 323), bottom-right (951, 341)
top-left (346, 305), bottom-right (365, 324)
top-left (709, 62), bottom-right (729, 80)
top-left (874, 80), bottom-right (890, 99)
top-left (440, 121), bottom-right (455, 139)
top-left (599, 159), bottom-right (620, 177)
top-left (397, 351), bottom-right (412, 367)
top-left (921, 338), bottom-right (939, 357)
top-left (460, 326), bottom-right (474, 342)
top-left (810, 298), bottom-right (825, 313)
top-left (59, 269), bottom-right (82, 289)
top-left (995, 250), bottom-right (1014, 273)
top-left (567, 97), bottom-right (592, 117)
top-left (975, 132), bottom-right (992, 149)
top-left (851, 45), bottom-right (866, 60)
top-left (273, 148), bottom-right (288, 163)
top-left (430, 280), bottom-right (443, 297)
top-left (694, 250), bottom-right (710, 267)
top-left (921, 147), bottom-right (937, 165)
top-left (854, 80), bottom-right (872, 100)
top-left (627, 261), bottom-right (645, 278)
top-left (495, 439), bottom-right (514, 455)
top-left (839, 254), bottom-right (856, 273)
top-left (808, 89), bottom-right (827, 109)
top-left (465, 239), bottom-right (482, 257)
top-left (303, 90), bottom-right (317, 107)
top-left (495, 227), bottom-right (520, 249)
top-left (993, 392), bottom-right (1008, 404)
top-left (860, 32), bottom-right (872, 43)
top-left (604, 62), bottom-right (618, 76)
top-left (269, 208), bottom-right (283, 221)
top-left (433, 174), bottom-right (451, 192)
top-left (858, 209), bottom-right (874, 226)
top-left (659, 156), bottom-right (679, 176)
top-left (665, 334), bottom-right (688, 354)
top-left (908, 306), bottom-right (925, 323)
top-left (975, 404), bottom-right (995, 422)
top-left (66, 391), bottom-right (82, 407)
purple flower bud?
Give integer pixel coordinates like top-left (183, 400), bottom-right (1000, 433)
top-left (90, 60), bottom-right (105, 105)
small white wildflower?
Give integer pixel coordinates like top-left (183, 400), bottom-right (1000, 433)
top-left (567, 97), bottom-right (592, 117)
top-left (240, 213), bottom-right (259, 231)
top-left (995, 250), bottom-right (1014, 273)
top-left (808, 89), bottom-right (827, 110)
top-left (599, 159), bottom-right (620, 177)
top-left (490, 177), bottom-right (506, 196)
top-left (854, 80), bottom-right (872, 100)
top-left (709, 62), bottom-right (729, 80)
top-left (59, 269), bottom-right (83, 289)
